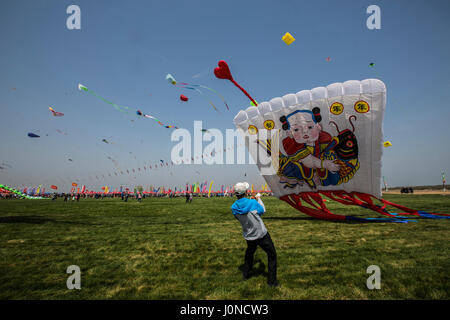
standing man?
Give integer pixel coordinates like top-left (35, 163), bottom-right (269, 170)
top-left (231, 182), bottom-right (278, 287)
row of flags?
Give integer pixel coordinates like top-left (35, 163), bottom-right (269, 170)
top-left (6, 181), bottom-right (272, 195)
top-left (57, 182), bottom-right (271, 194)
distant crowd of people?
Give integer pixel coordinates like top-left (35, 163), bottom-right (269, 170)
top-left (400, 187), bottom-right (414, 194)
top-left (1, 191), bottom-right (273, 201)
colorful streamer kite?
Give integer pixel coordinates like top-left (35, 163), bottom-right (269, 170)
top-left (78, 84), bottom-right (129, 113)
top-left (78, 83), bottom-right (178, 129)
top-left (49, 106), bottom-right (64, 117)
top-left (56, 129), bottom-right (68, 135)
top-left (166, 74), bottom-right (229, 112)
top-left (0, 184), bottom-right (44, 199)
top-left (136, 110), bottom-right (178, 129)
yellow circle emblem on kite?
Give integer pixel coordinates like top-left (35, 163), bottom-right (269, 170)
top-left (248, 125), bottom-right (258, 135)
top-left (263, 120), bottom-right (275, 130)
top-left (354, 100), bottom-right (370, 113)
top-left (329, 102), bottom-right (344, 115)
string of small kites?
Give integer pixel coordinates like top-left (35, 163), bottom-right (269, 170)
top-left (57, 141), bottom-right (247, 186)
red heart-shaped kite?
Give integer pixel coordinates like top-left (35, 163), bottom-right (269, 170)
top-left (214, 60), bottom-right (233, 81)
top-left (214, 60), bottom-right (257, 106)
top-left (180, 94), bottom-right (188, 102)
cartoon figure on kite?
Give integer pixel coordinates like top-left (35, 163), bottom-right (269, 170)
top-left (277, 108), bottom-right (360, 189)
top-left (328, 116), bottom-right (360, 185)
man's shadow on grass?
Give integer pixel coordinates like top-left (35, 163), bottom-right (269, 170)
top-left (238, 259), bottom-right (267, 279)
top-left (264, 216), bottom-right (315, 221)
top-left (0, 216), bottom-right (93, 225)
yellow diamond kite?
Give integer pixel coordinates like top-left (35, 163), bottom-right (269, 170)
top-left (282, 32), bottom-right (295, 45)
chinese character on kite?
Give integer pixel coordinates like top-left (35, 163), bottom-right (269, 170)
top-left (214, 60), bottom-right (449, 223)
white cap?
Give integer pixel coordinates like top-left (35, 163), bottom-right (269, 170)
top-left (234, 182), bottom-right (250, 195)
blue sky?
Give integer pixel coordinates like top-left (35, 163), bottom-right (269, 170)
top-left (1, 0), bottom-right (449, 192)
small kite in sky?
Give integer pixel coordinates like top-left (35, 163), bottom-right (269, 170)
top-left (102, 139), bottom-right (109, 144)
top-left (180, 94), bottom-right (188, 102)
top-left (368, 62), bottom-right (382, 78)
top-left (326, 57), bottom-right (331, 62)
top-left (68, 158), bottom-right (73, 162)
top-left (56, 129), bottom-right (68, 135)
top-left (383, 141), bottom-right (392, 147)
top-left (27, 132), bottom-right (40, 138)
top-left (166, 74), bottom-right (177, 85)
top-left (49, 106), bottom-right (64, 117)
top-left (136, 110), bottom-right (178, 129)
top-left (281, 32), bottom-right (295, 45)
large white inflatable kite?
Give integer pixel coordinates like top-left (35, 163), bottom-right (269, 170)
top-left (234, 78), bottom-right (384, 199)
top-left (214, 60), bottom-right (449, 222)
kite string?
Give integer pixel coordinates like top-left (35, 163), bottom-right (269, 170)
top-left (177, 84), bottom-right (219, 113)
top-left (178, 83), bottom-right (229, 110)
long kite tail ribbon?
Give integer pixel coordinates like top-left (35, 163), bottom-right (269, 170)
top-left (280, 191), bottom-right (448, 222)
top-left (78, 83), bottom-right (129, 114)
top-left (178, 83), bottom-right (230, 110)
top-left (137, 110), bottom-right (179, 129)
top-left (175, 84), bottom-right (220, 113)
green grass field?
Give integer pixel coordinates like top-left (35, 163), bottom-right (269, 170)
top-left (0, 195), bottom-right (449, 300)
